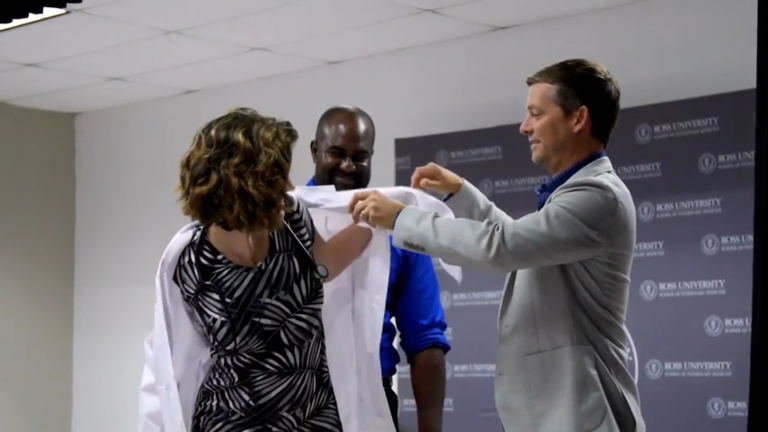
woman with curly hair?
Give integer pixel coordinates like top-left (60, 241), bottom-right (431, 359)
top-left (138, 108), bottom-right (372, 432)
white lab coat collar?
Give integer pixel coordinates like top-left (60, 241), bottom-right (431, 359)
top-left (137, 187), bottom-right (460, 432)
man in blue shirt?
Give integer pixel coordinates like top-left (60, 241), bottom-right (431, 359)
top-left (308, 105), bottom-right (450, 432)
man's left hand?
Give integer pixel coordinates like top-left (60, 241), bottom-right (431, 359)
top-left (349, 190), bottom-right (406, 230)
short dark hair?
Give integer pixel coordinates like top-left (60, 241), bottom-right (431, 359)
top-left (526, 59), bottom-right (621, 146)
top-left (178, 108), bottom-right (298, 232)
top-left (314, 105), bottom-right (375, 143)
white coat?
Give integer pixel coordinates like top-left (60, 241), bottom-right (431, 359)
top-left (137, 186), bottom-right (461, 432)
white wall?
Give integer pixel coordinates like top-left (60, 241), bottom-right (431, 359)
top-left (73, 0), bottom-right (756, 430)
top-left (0, 104), bottom-right (75, 432)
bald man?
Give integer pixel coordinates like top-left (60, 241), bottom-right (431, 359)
top-left (307, 106), bottom-right (450, 432)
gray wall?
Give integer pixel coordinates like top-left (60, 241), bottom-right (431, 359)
top-left (0, 103), bottom-right (75, 432)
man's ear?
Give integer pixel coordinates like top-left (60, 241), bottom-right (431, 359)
top-left (572, 106), bottom-right (589, 134)
top-left (310, 140), bottom-right (318, 163)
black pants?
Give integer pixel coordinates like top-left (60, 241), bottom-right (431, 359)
top-left (384, 377), bottom-right (399, 431)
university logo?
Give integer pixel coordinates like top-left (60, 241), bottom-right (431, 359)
top-left (698, 153), bottom-right (718, 174)
top-left (445, 361), bottom-right (453, 380)
top-left (478, 178), bottom-right (494, 196)
top-left (440, 290), bottom-right (452, 309)
top-left (634, 124), bottom-right (653, 144)
top-left (704, 315), bottom-right (725, 337)
top-left (435, 150), bottom-right (450, 166)
top-left (707, 397), bottom-right (727, 419)
top-left (636, 202), bottom-right (655, 223)
top-left (644, 359), bottom-right (664, 380)
top-left (443, 398), bottom-right (454, 412)
top-left (624, 325), bottom-right (639, 383)
top-left (639, 280), bottom-right (658, 301)
top-left (701, 234), bottom-right (721, 255)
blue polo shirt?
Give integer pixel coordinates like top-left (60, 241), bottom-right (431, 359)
top-left (535, 151), bottom-right (606, 210)
top-left (306, 178), bottom-right (451, 377)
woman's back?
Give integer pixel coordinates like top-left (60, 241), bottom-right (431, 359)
top-left (174, 201), bottom-right (342, 432)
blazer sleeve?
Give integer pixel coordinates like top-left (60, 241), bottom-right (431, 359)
top-left (392, 178), bottom-right (619, 273)
top-left (137, 333), bottom-right (163, 432)
top-left (445, 180), bottom-right (511, 223)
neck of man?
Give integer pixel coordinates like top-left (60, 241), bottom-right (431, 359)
top-left (547, 139), bottom-right (604, 177)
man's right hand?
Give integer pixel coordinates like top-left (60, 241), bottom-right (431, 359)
top-left (410, 162), bottom-right (464, 195)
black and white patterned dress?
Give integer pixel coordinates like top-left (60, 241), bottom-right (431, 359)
top-left (173, 201), bottom-right (342, 432)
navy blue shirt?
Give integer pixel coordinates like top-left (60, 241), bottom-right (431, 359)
top-left (535, 151), bottom-right (606, 210)
top-left (306, 178), bottom-right (451, 377)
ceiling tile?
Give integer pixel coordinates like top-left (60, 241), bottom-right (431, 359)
top-left (66, 0), bottom-right (119, 10)
top-left (41, 33), bottom-right (249, 78)
top-left (439, 0), bottom-right (637, 27)
top-left (86, 0), bottom-right (295, 31)
top-left (390, 0), bottom-right (480, 10)
top-left (0, 61), bottom-right (21, 72)
top-left (183, 0), bottom-right (419, 48)
top-left (128, 50), bottom-right (324, 90)
top-left (8, 80), bottom-right (186, 113)
top-left (0, 11), bottom-right (162, 64)
top-left (270, 12), bottom-right (491, 62)
top-left (0, 66), bottom-right (105, 100)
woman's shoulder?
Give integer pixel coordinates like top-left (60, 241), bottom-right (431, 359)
top-left (283, 197), bottom-right (315, 245)
top-left (285, 196), bottom-right (310, 220)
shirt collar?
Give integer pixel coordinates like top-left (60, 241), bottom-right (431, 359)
top-left (535, 151), bottom-right (606, 197)
top-left (306, 177), bottom-right (316, 186)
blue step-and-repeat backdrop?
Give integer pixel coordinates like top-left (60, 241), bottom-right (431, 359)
top-left (394, 89), bottom-right (754, 432)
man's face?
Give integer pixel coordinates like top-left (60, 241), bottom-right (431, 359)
top-left (311, 128), bottom-right (373, 190)
top-left (519, 83), bottom-right (577, 169)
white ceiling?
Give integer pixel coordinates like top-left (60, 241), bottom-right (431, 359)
top-left (0, 0), bottom-right (637, 113)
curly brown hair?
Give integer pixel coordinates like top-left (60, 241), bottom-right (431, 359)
top-left (178, 108), bottom-right (298, 232)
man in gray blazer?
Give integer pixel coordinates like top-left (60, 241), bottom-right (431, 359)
top-left (349, 59), bottom-right (645, 432)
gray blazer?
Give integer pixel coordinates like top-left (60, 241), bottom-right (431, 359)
top-left (392, 157), bottom-right (645, 432)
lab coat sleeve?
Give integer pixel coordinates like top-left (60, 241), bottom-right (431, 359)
top-left (138, 332), bottom-right (163, 431)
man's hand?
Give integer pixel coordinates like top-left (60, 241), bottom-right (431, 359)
top-left (348, 190), bottom-right (406, 230)
top-left (410, 162), bottom-right (464, 195)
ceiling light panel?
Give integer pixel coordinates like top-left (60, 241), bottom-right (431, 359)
top-left (0, 12), bottom-right (162, 64)
top-left (128, 50), bottom-right (324, 90)
top-left (86, 0), bottom-right (296, 32)
top-left (40, 33), bottom-right (249, 78)
top-left (183, 0), bottom-right (419, 49)
top-left (271, 12), bottom-right (491, 62)
top-left (0, 66), bottom-right (104, 100)
top-left (0, 7), bottom-right (67, 32)
top-left (9, 80), bottom-right (186, 113)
